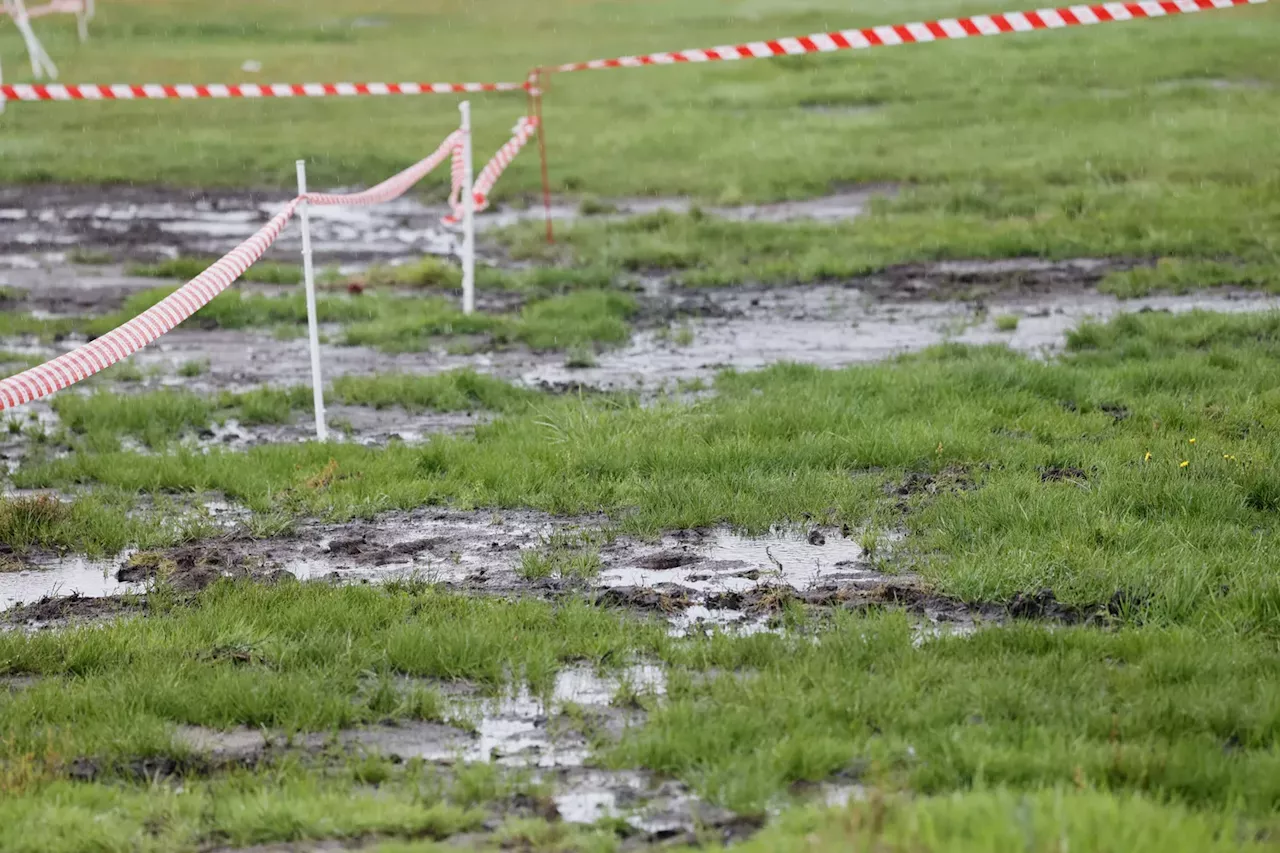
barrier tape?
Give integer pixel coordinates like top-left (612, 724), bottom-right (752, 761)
top-left (0, 132), bottom-right (461, 412)
top-left (1, 1), bottom-right (1263, 104)
top-left (444, 116), bottom-right (540, 225)
top-left (556, 0), bottom-right (1266, 72)
top-left (446, 129), bottom-right (469, 224)
top-left (0, 80), bottom-right (526, 102)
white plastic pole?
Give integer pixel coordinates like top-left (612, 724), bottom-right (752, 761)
top-left (8, 0), bottom-right (58, 80)
top-left (295, 160), bottom-right (328, 442)
top-left (459, 101), bottom-right (476, 315)
top-left (76, 0), bottom-right (89, 43)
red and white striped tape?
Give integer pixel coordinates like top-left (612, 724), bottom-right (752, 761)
top-left (444, 116), bottom-right (540, 225)
top-left (0, 132), bottom-right (461, 412)
top-left (446, 131), bottom-right (469, 224)
top-left (0, 80), bottom-right (525, 102)
top-left (1, 1), bottom-right (1263, 104)
top-left (556, 0), bottom-right (1266, 72)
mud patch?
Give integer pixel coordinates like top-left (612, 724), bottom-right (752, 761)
top-left (104, 661), bottom-right (742, 841)
top-left (0, 256), bottom-right (173, 314)
top-left (0, 185), bottom-right (459, 262)
top-left (599, 526), bottom-right (897, 596)
top-left (1038, 465), bottom-right (1089, 484)
top-left (889, 465), bottom-right (976, 500)
top-left (1, 591), bottom-right (145, 629)
top-left (0, 508), bottom-right (1129, 635)
top-left (117, 542), bottom-right (298, 593)
top-left (0, 185), bottom-right (888, 262)
top-left (524, 282), bottom-right (1280, 392)
top-left (869, 258), bottom-right (1124, 302)
top-left (8, 265), bottom-right (1280, 406)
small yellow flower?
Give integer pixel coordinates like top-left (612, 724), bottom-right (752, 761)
top-left (1144, 452), bottom-right (1152, 462)
top-left (1189, 438), bottom-right (1196, 445)
top-left (1180, 460), bottom-right (1190, 468)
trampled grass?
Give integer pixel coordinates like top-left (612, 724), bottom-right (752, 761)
top-left (0, 583), bottom-right (1276, 842)
top-left (43, 370), bottom-right (543, 453)
top-left (4, 2), bottom-right (1280, 847)
top-left (11, 310), bottom-right (1280, 631)
top-left (500, 203), bottom-right (1280, 288)
top-left (0, 287), bottom-right (636, 354)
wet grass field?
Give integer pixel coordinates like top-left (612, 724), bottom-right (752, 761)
top-left (2, 0), bottom-right (1280, 851)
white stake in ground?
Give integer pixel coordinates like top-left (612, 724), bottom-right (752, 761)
top-left (295, 160), bottom-right (328, 442)
top-left (459, 101), bottom-right (476, 315)
top-left (5, 0), bottom-right (58, 80)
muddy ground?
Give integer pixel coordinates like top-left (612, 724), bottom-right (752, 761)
top-left (0, 185), bottom-right (1271, 847)
top-left (0, 504), bottom-right (1121, 635)
top-left (0, 184), bottom-right (889, 262)
top-left (2, 186), bottom-right (1271, 617)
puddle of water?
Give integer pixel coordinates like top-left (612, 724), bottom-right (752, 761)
top-left (669, 605), bottom-right (773, 638)
top-left (602, 526), bottom-right (888, 595)
top-left (0, 556), bottom-right (142, 609)
top-left (0, 187), bottom-right (886, 263)
top-left (554, 663), bottom-right (666, 705)
top-left (524, 286), bottom-right (1280, 391)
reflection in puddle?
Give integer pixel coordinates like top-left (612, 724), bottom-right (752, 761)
top-left (459, 663), bottom-right (665, 767)
top-left (521, 287), bottom-right (1280, 392)
top-left (0, 556), bottom-right (142, 609)
top-left (602, 526), bottom-right (894, 594)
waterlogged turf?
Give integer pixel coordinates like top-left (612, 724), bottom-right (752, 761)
top-left (1, 312), bottom-right (1279, 845)
top-left (0, 286), bottom-right (637, 355)
top-left (3, 3), bottom-right (1280, 843)
top-left (0, 585), bottom-right (1277, 849)
top-left (8, 310), bottom-right (1280, 623)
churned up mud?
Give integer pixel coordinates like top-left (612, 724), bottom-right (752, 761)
top-left (0, 184), bottom-right (890, 262)
top-left (2, 506), bottom-right (1130, 639)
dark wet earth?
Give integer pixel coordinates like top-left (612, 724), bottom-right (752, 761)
top-left (3, 188), bottom-right (1274, 618)
top-left (2, 186), bottom-right (1276, 847)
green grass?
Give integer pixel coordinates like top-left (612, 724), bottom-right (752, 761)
top-left (177, 359), bottom-right (208, 378)
top-left (11, 309), bottom-right (1280, 632)
top-left (129, 257), bottom-right (304, 285)
top-left (1100, 258), bottom-right (1280, 298)
top-left (500, 201), bottom-right (1280, 288)
top-left (341, 290), bottom-right (635, 353)
top-left (0, 0), bottom-right (1276, 277)
top-left (625, 614), bottom-right (1280, 814)
top-left (518, 537), bottom-right (605, 581)
top-left (0, 583), bottom-right (1277, 841)
top-left (993, 314), bottom-right (1019, 332)
top-left (0, 286), bottom-right (635, 354)
top-left (0, 491), bottom-right (215, 556)
top-left (0, 584), bottom-right (669, 762)
top-left (50, 386), bottom-right (313, 452)
top-left (43, 370), bottom-right (540, 454)
top-left (0, 767), bottom-right (485, 853)
top-left (723, 791), bottom-right (1276, 853)
top-left (328, 370), bottom-right (539, 414)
